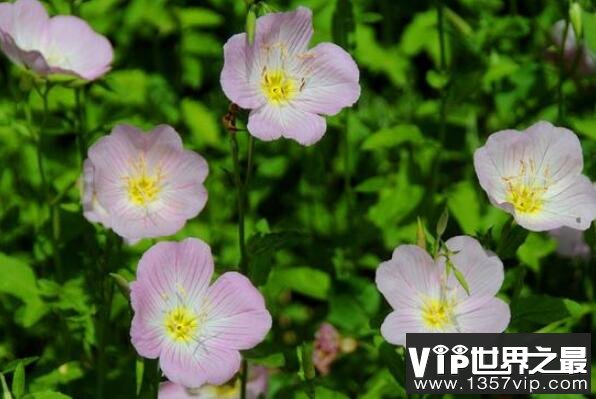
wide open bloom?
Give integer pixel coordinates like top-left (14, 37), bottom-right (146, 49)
top-left (474, 121), bottom-right (596, 232)
top-left (131, 238), bottom-right (272, 388)
top-left (376, 236), bottom-right (510, 346)
top-left (158, 366), bottom-right (268, 399)
top-left (220, 7), bottom-right (360, 146)
top-left (83, 124), bottom-right (208, 242)
top-left (0, 0), bottom-right (113, 80)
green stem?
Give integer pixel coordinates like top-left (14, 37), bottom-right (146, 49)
top-left (430, 0), bottom-right (447, 196)
top-left (229, 131), bottom-right (253, 399)
top-left (96, 232), bottom-right (121, 399)
top-left (139, 358), bottom-right (159, 399)
top-left (557, 16), bottom-right (570, 123)
top-left (74, 87), bottom-right (87, 165)
top-left (342, 112), bottom-right (353, 223)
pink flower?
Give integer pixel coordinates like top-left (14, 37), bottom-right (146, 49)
top-left (549, 227), bottom-right (591, 259)
top-left (158, 366), bottom-right (268, 399)
top-left (474, 121), bottom-right (596, 231)
top-left (220, 7), bottom-right (360, 146)
top-left (131, 238), bottom-right (272, 388)
top-left (376, 236), bottom-right (510, 346)
top-left (313, 323), bottom-right (340, 375)
top-left (0, 0), bottom-right (113, 80)
top-left (83, 124), bottom-right (208, 242)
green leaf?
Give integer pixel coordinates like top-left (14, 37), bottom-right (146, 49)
top-left (379, 343), bottom-right (406, 387)
top-left (268, 267), bottom-right (330, 300)
top-left (516, 233), bottom-right (556, 272)
top-left (11, 364), bottom-right (24, 399)
top-left (447, 181), bottom-right (480, 235)
top-left (174, 7), bottom-right (223, 29)
top-left (109, 273), bottom-right (131, 298)
top-left (416, 217), bottom-right (427, 250)
top-left (181, 98), bottom-right (220, 147)
top-left (569, 2), bottom-right (582, 39)
top-left (436, 207), bottom-right (449, 238)
top-left (29, 363), bottom-right (83, 393)
top-left (361, 124), bottom-right (424, 150)
top-left (21, 392), bottom-right (70, 399)
top-left (426, 70), bottom-right (449, 90)
top-left (246, 6), bottom-right (257, 45)
top-left (332, 0), bottom-right (355, 50)
top-left (495, 220), bottom-right (529, 260)
top-left (248, 231), bottom-right (303, 286)
top-left (135, 358), bottom-right (143, 397)
top-left (452, 264), bottom-right (470, 295)
top-left (0, 253), bottom-right (47, 327)
top-left (510, 295), bottom-right (570, 331)
top-left (1, 359), bottom-right (38, 375)
top-left (1, 374), bottom-right (12, 399)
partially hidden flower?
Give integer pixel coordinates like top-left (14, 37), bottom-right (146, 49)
top-left (131, 238), bottom-right (272, 388)
top-left (220, 7), bottom-right (360, 146)
top-left (549, 20), bottom-right (595, 76)
top-left (549, 226), bottom-right (591, 259)
top-left (0, 0), bottom-right (113, 80)
top-left (313, 323), bottom-right (339, 375)
top-left (158, 366), bottom-right (268, 399)
top-left (474, 121), bottom-right (596, 232)
top-left (83, 124), bottom-right (208, 242)
top-left (376, 236), bottom-right (510, 346)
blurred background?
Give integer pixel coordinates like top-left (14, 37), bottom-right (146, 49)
top-left (0, 0), bottom-right (594, 398)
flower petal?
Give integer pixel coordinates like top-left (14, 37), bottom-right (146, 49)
top-left (248, 104), bottom-right (327, 145)
top-left (376, 245), bottom-right (439, 310)
top-left (44, 15), bottom-right (113, 80)
top-left (220, 33), bottom-right (266, 109)
top-left (204, 272), bottom-right (272, 351)
top-left (455, 297), bottom-right (510, 333)
top-left (380, 309), bottom-right (425, 346)
top-left (443, 236), bottom-right (504, 301)
top-left (293, 42), bottom-right (360, 115)
top-left (160, 341), bottom-right (242, 388)
top-left (256, 7), bottom-right (313, 58)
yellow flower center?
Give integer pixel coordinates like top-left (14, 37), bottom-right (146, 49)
top-left (507, 184), bottom-right (545, 214)
top-left (421, 299), bottom-right (454, 330)
top-left (164, 307), bottom-right (198, 343)
top-left (261, 69), bottom-right (297, 105)
top-left (126, 157), bottom-right (162, 206)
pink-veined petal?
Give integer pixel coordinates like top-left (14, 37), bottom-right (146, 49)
top-left (455, 297), bottom-right (510, 333)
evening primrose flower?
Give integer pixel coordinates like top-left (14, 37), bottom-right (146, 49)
top-left (131, 238), bottom-right (272, 388)
top-left (313, 323), bottom-right (340, 375)
top-left (474, 121), bottom-right (596, 232)
top-left (220, 7), bottom-right (360, 145)
top-left (158, 366), bottom-right (268, 399)
top-left (549, 227), bottom-right (591, 259)
top-left (83, 124), bottom-right (208, 242)
top-left (550, 20), bottom-right (595, 76)
top-left (376, 236), bottom-right (510, 346)
top-left (0, 0), bottom-right (113, 80)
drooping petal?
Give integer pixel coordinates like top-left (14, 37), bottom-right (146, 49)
top-left (292, 43), bottom-right (360, 115)
top-left (455, 297), bottom-right (510, 333)
top-left (380, 309), bottom-right (426, 347)
top-left (375, 245), bottom-right (440, 310)
top-left (203, 272), bottom-right (272, 351)
top-left (44, 15), bottom-right (113, 80)
top-left (159, 341), bottom-right (242, 388)
top-left (443, 236), bottom-right (504, 301)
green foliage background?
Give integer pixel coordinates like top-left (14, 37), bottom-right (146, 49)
top-left (0, 0), bottom-right (595, 398)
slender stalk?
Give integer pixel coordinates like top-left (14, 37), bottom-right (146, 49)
top-left (224, 105), bottom-right (253, 399)
top-left (74, 87), bottom-right (87, 165)
top-left (557, 16), bottom-right (570, 123)
top-left (342, 112), bottom-right (353, 223)
top-left (430, 0), bottom-right (447, 196)
top-left (96, 232), bottom-right (121, 399)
